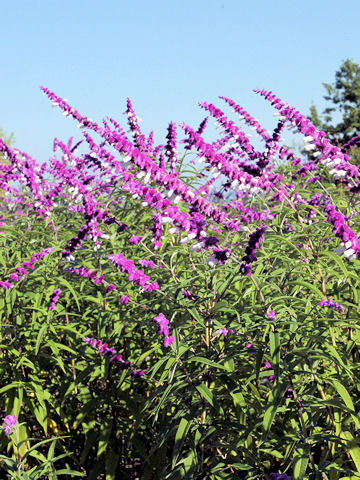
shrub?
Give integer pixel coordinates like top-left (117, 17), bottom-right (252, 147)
top-left (0, 86), bottom-right (359, 479)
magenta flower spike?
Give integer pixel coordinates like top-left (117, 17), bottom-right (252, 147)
top-left (153, 313), bottom-right (174, 347)
top-left (165, 122), bottom-right (179, 174)
top-left (2, 414), bottom-right (17, 436)
top-left (48, 288), bottom-right (61, 310)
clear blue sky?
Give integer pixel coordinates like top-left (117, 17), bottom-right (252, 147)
top-left (1, 0), bottom-right (360, 162)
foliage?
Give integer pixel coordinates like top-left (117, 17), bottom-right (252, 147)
top-left (310, 59), bottom-right (360, 162)
top-left (0, 86), bottom-right (359, 480)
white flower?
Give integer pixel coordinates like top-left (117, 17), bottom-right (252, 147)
top-left (344, 248), bottom-right (356, 259)
top-left (206, 256), bottom-right (218, 267)
top-left (304, 144), bottom-right (316, 151)
top-left (190, 242), bottom-right (204, 252)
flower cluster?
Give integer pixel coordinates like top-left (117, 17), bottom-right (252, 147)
top-left (267, 310), bottom-right (276, 320)
top-left (207, 247), bottom-right (232, 267)
top-left (108, 253), bottom-right (159, 292)
top-left (240, 225), bottom-right (267, 276)
top-left (318, 298), bottom-right (345, 313)
top-left (215, 328), bottom-right (236, 336)
top-left (138, 259), bottom-right (160, 269)
top-left (324, 203), bottom-right (360, 260)
top-left (48, 288), bottom-right (61, 310)
top-left (82, 337), bottom-right (144, 377)
top-left (254, 88), bottom-right (359, 182)
top-left (153, 313), bottom-right (174, 347)
top-left (0, 248), bottom-right (54, 289)
top-left (269, 474), bottom-right (291, 480)
top-left (64, 266), bottom-right (116, 291)
top-left (2, 414), bottom-right (17, 436)
top-left (165, 122), bottom-right (178, 174)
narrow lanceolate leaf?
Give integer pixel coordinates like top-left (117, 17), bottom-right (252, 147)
top-left (255, 347), bottom-right (264, 380)
top-left (269, 330), bottom-right (280, 382)
top-left (35, 324), bottom-right (48, 355)
top-left (172, 417), bottom-right (192, 468)
top-left (262, 381), bottom-right (288, 440)
top-left (341, 431), bottom-right (360, 473)
top-left (329, 379), bottom-right (360, 429)
top-left (195, 383), bottom-right (223, 414)
top-left (292, 442), bottom-right (310, 480)
top-left (189, 356), bottom-right (229, 371)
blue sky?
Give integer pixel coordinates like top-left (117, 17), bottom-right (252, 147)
top-left (1, 0), bottom-right (360, 162)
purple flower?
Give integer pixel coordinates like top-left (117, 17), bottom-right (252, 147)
top-left (131, 370), bottom-right (145, 378)
top-left (117, 223), bottom-right (128, 233)
top-left (138, 259), bottom-right (157, 269)
top-left (163, 336), bottom-right (175, 347)
top-left (165, 121), bottom-right (178, 174)
top-left (83, 337), bottom-right (133, 368)
top-left (154, 313), bottom-right (174, 347)
top-left (318, 298), bottom-right (344, 312)
top-left (267, 310), bottom-right (276, 320)
top-left (215, 328), bottom-right (236, 337)
top-left (154, 313), bottom-right (170, 336)
top-left (109, 253), bottom-right (159, 292)
top-left (129, 236), bottom-right (141, 245)
top-left (106, 284), bottom-right (117, 293)
top-left (48, 288), bottom-right (61, 310)
top-left (262, 361), bottom-right (275, 382)
top-left (2, 414), bottom-right (17, 436)
top-left (269, 474), bottom-right (291, 480)
top-left (182, 289), bottom-right (197, 300)
top-left (240, 225), bottom-right (267, 276)
top-left (120, 294), bottom-right (130, 303)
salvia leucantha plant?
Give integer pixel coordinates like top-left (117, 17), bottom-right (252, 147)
top-left (0, 85), bottom-right (359, 480)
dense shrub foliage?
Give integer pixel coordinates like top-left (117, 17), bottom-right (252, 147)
top-left (0, 87), bottom-right (359, 480)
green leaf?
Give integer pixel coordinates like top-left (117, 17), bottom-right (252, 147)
top-left (341, 431), bottom-right (360, 473)
top-left (195, 383), bottom-right (223, 414)
top-left (172, 417), bottom-right (191, 468)
top-left (292, 442), bottom-right (310, 480)
top-left (262, 381), bottom-right (288, 440)
top-left (58, 276), bottom-right (81, 310)
top-left (269, 330), bottom-right (280, 382)
top-left (35, 324), bottom-right (48, 355)
top-left (189, 356), bottom-right (229, 371)
top-left (288, 280), bottom-right (324, 298)
top-left (329, 379), bottom-right (360, 429)
top-left (105, 448), bottom-right (120, 480)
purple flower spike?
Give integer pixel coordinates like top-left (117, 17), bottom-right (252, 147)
top-left (269, 474), bottom-right (292, 480)
top-left (240, 225), bottom-right (267, 276)
top-left (215, 328), bottom-right (236, 337)
top-left (318, 298), bottom-right (344, 313)
top-left (154, 313), bottom-right (170, 336)
top-left (0, 281), bottom-right (14, 290)
top-left (132, 370), bottom-right (145, 378)
top-left (117, 223), bottom-right (128, 233)
top-left (106, 284), bottom-right (117, 293)
top-left (48, 288), bottom-right (61, 310)
top-left (154, 313), bottom-right (174, 347)
top-left (129, 236), bottom-right (141, 245)
top-left (82, 337), bottom-right (137, 371)
top-left (2, 414), bottom-right (17, 436)
top-left (165, 121), bottom-right (178, 174)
